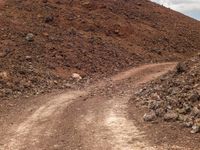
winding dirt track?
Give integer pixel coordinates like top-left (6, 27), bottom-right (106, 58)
top-left (0, 62), bottom-right (178, 150)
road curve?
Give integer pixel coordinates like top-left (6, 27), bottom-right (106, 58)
top-left (0, 62), bottom-right (177, 150)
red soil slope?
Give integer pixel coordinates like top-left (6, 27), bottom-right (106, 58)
top-left (0, 0), bottom-right (200, 99)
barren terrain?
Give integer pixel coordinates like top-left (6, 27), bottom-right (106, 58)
top-left (1, 0), bottom-right (200, 149)
top-left (1, 62), bottom-right (182, 150)
top-left (0, 0), bottom-right (200, 100)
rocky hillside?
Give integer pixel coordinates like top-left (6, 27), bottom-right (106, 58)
top-left (134, 54), bottom-right (200, 133)
top-left (0, 0), bottom-right (200, 100)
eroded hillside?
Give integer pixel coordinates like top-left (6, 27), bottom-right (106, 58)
top-left (0, 0), bottom-right (200, 100)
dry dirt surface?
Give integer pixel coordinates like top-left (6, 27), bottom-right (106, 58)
top-left (0, 0), bottom-right (200, 101)
top-left (0, 0), bottom-right (200, 149)
top-left (3, 62), bottom-right (199, 150)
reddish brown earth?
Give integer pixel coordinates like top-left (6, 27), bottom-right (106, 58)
top-left (0, 0), bottom-right (200, 149)
top-left (1, 62), bottom-right (200, 149)
top-left (1, 62), bottom-right (180, 150)
top-left (0, 0), bottom-right (200, 101)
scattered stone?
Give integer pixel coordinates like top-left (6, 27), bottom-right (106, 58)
top-left (151, 93), bottom-right (161, 101)
top-left (183, 103), bottom-right (192, 113)
top-left (0, 71), bottom-right (9, 80)
top-left (155, 108), bottom-right (165, 117)
top-left (45, 16), bottom-right (54, 23)
top-left (148, 100), bottom-right (161, 110)
top-left (166, 105), bottom-right (172, 110)
top-left (5, 89), bottom-right (13, 95)
top-left (133, 56), bottom-right (200, 133)
top-left (177, 108), bottom-right (188, 115)
top-left (191, 107), bottom-right (200, 117)
top-left (63, 83), bottom-right (73, 88)
top-left (175, 62), bottom-right (187, 73)
top-left (183, 121), bottom-right (193, 128)
top-left (164, 112), bottom-right (178, 122)
top-left (25, 33), bottom-right (34, 42)
top-left (178, 115), bottom-right (189, 122)
top-left (81, 1), bottom-right (90, 7)
top-left (72, 73), bottom-right (82, 81)
top-left (25, 56), bottom-right (32, 61)
top-left (143, 111), bottom-right (157, 122)
top-left (191, 125), bottom-right (200, 134)
top-left (189, 91), bottom-right (200, 102)
top-left (194, 118), bottom-right (200, 126)
top-left (151, 48), bottom-right (161, 55)
top-left (137, 3), bottom-right (142, 6)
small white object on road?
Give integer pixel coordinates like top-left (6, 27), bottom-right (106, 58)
top-left (72, 73), bottom-right (82, 81)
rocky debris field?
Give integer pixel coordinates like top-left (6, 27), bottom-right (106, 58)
top-left (133, 54), bottom-right (200, 133)
top-left (0, 0), bottom-right (200, 101)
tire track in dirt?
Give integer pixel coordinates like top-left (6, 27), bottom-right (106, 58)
top-left (1, 62), bottom-right (176, 150)
top-left (2, 91), bottom-right (87, 150)
top-left (76, 62), bottom-right (176, 150)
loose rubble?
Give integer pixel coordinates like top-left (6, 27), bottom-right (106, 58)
top-left (133, 55), bottom-right (200, 133)
top-left (143, 111), bottom-right (157, 122)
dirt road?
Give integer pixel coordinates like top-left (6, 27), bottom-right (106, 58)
top-left (0, 62), bottom-right (178, 150)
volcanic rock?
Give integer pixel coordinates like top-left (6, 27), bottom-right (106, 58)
top-left (143, 111), bottom-right (157, 122)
